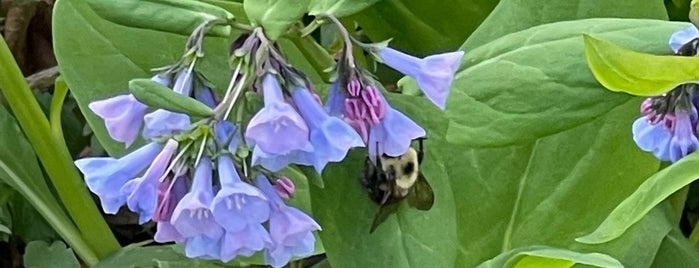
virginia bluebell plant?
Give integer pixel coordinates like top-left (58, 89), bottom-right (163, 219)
top-left (632, 26), bottom-right (699, 162)
top-left (73, 14), bottom-right (463, 267)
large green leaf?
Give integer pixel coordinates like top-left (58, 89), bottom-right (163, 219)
top-left (583, 33), bottom-right (699, 96)
top-left (464, 0), bottom-right (668, 50)
top-left (308, 0), bottom-right (381, 18)
top-left (446, 19), bottom-right (686, 147)
top-left (577, 151), bottom-right (699, 244)
top-left (243, 0), bottom-right (309, 40)
top-left (53, 0), bottom-right (231, 155)
top-left (311, 19), bottom-right (682, 268)
top-left (352, 0), bottom-right (499, 55)
top-left (476, 245), bottom-right (623, 268)
top-left (650, 228), bottom-right (699, 267)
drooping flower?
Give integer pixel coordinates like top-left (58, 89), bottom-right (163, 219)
top-left (291, 87), bottom-right (364, 172)
top-left (245, 74), bottom-right (312, 155)
top-left (74, 142), bottom-right (163, 214)
top-left (170, 157), bottom-right (223, 240)
top-left (89, 75), bottom-right (170, 146)
top-left (633, 92), bottom-right (699, 162)
top-left (377, 47), bottom-right (464, 109)
top-left (185, 235), bottom-right (222, 260)
top-left (121, 139), bottom-right (179, 223)
top-left (154, 175), bottom-right (188, 243)
top-left (343, 81), bottom-right (387, 142)
top-left (669, 26), bottom-right (699, 53)
top-left (368, 103), bottom-right (426, 157)
top-left (324, 82), bottom-right (345, 117)
top-left (143, 69), bottom-right (194, 139)
top-left (256, 176), bottom-right (320, 268)
top-left (220, 223), bottom-right (273, 262)
top-left (211, 155), bottom-right (270, 232)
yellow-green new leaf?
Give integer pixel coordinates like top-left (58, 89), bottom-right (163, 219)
top-left (583, 34), bottom-right (699, 96)
top-left (577, 151), bottom-right (699, 244)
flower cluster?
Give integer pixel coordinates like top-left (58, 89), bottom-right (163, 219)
top-left (632, 26), bottom-right (699, 162)
top-left (74, 16), bottom-right (462, 267)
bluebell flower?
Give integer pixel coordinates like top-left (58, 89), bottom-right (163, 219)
top-left (88, 75), bottom-right (170, 146)
top-left (170, 157), bottom-right (224, 240)
top-left (143, 69), bottom-right (193, 139)
top-left (250, 147), bottom-right (315, 172)
top-left (185, 235), bottom-right (222, 260)
top-left (245, 74), bottom-right (312, 155)
top-left (74, 142), bottom-right (163, 213)
top-left (633, 94), bottom-right (699, 162)
top-left (343, 81), bottom-right (387, 143)
top-left (121, 139), bottom-right (179, 223)
top-left (256, 176), bottom-right (320, 268)
top-left (221, 224), bottom-right (272, 262)
top-left (670, 26), bottom-right (699, 53)
top-left (195, 86), bottom-right (218, 108)
top-left (291, 87), bottom-right (364, 172)
top-left (368, 103), bottom-right (426, 157)
top-left (211, 155), bottom-right (270, 232)
top-left (378, 47), bottom-right (464, 109)
top-left (632, 117), bottom-right (673, 161)
top-left (324, 82), bottom-right (345, 117)
top-left (154, 175), bottom-right (188, 243)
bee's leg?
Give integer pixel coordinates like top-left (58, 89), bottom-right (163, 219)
top-left (417, 138), bottom-right (425, 164)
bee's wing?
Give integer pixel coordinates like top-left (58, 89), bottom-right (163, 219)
top-left (369, 201), bottom-right (400, 233)
top-left (407, 173), bottom-right (434, 211)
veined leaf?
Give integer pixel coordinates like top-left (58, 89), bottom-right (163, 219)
top-left (476, 245), bottom-right (623, 268)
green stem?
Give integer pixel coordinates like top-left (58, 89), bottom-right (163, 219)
top-left (689, 220), bottom-right (699, 248)
top-left (51, 78), bottom-right (68, 143)
top-left (0, 36), bottom-right (120, 259)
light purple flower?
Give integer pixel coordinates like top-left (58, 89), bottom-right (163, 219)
top-left (324, 82), bottom-right (345, 117)
top-left (292, 87), bottom-right (364, 172)
top-left (89, 75), bottom-right (170, 146)
top-left (185, 235), bottom-right (222, 260)
top-left (670, 26), bottom-right (699, 53)
top-left (250, 147), bottom-right (315, 172)
top-left (669, 110), bottom-right (699, 161)
top-left (143, 70), bottom-right (193, 139)
top-left (273, 177), bottom-right (295, 199)
top-left (74, 142), bottom-right (163, 214)
top-left (121, 139), bottom-right (179, 223)
top-left (256, 176), bottom-right (320, 268)
top-left (196, 86), bottom-right (218, 108)
top-left (368, 105), bottom-right (426, 157)
top-left (246, 74), bottom-right (312, 155)
top-left (378, 47), bottom-right (464, 109)
top-left (89, 94), bottom-right (147, 147)
top-left (214, 120), bottom-right (239, 151)
top-left (633, 117), bottom-right (673, 161)
top-left (211, 155), bottom-right (270, 232)
top-left (171, 157), bottom-right (223, 239)
top-left (154, 176), bottom-right (188, 243)
top-left (220, 224), bottom-right (273, 262)
top-left (343, 81), bottom-right (387, 143)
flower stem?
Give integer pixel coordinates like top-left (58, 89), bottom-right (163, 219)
top-left (0, 36), bottom-right (120, 259)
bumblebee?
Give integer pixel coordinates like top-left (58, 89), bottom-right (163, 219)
top-left (361, 138), bottom-right (434, 233)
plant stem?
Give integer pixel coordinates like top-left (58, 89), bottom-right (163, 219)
top-left (0, 36), bottom-right (120, 259)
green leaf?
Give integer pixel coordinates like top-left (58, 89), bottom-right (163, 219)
top-left (95, 243), bottom-right (256, 267)
top-left (352, 0), bottom-right (499, 55)
top-left (87, 0), bottom-right (234, 37)
top-left (244, 0), bottom-right (310, 40)
top-left (464, 0), bottom-right (668, 50)
top-left (24, 241), bottom-right (80, 268)
top-left (311, 19), bottom-right (679, 268)
top-left (650, 228), bottom-right (699, 267)
top-left (476, 246), bottom-right (623, 268)
top-left (54, 0), bottom-right (231, 155)
top-left (444, 19), bottom-right (686, 147)
top-left (583, 33), bottom-right (699, 96)
top-left (577, 152), bottom-right (699, 244)
top-left (308, 0), bottom-right (380, 18)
